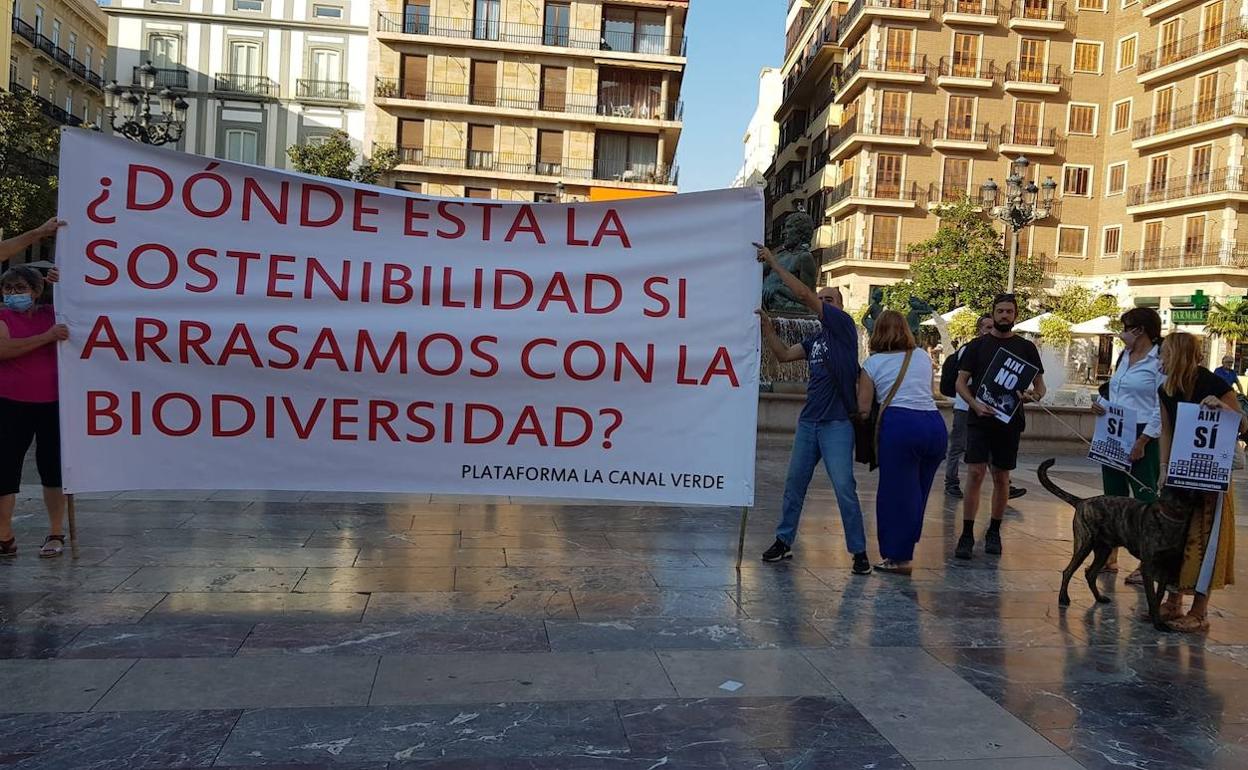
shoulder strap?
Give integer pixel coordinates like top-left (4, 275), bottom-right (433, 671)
top-left (874, 350), bottom-right (914, 452)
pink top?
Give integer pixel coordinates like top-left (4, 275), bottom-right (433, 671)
top-left (0, 306), bottom-right (58, 403)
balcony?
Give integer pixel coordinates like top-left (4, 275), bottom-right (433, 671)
top-left (12, 17), bottom-right (104, 91)
top-left (1138, 21), bottom-right (1248, 84)
top-left (936, 57), bottom-right (997, 88)
top-left (777, 10), bottom-right (840, 115)
top-left (823, 240), bottom-right (922, 265)
top-left (214, 73), bottom-right (276, 98)
top-left (826, 178), bottom-right (926, 217)
top-left (942, 0), bottom-right (1003, 25)
top-left (835, 52), bottom-right (930, 102)
top-left (9, 80), bottom-right (84, 127)
top-left (837, 0), bottom-right (934, 47)
top-left (1126, 167), bottom-right (1248, 214)
top-left (1132, 92), bottom-right (1248, 149)
top-left (296, 79), bottom-right (353, 103)
top-left (375, 12), bottom-right (687, 58)
top-left (131, 66), bottom-right (188, 90)
top-left (1003, 62), bottom-right (1065, 94)
top-left (1141, 0), bottom-right (1206, 20)
top-left (1007, 0), bottom-right (1069, 32)
top-left (373, 77), bottom-right (681, 122)
top-left (386, 143), bottom-right (676, 187)
top-left (829, 115), bottom-right (925, 160)
top-left (998, 124), bottom-right (1060, 155)
top-left (1123, 242), bottom-right (1248, 272)
top-left (931, 119), bottom-right (994, 151)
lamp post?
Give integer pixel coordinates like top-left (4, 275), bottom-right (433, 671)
top-left (979, 155), bottom-right (1058, 292)
top-left (103, 61), bottom-right (189, 146)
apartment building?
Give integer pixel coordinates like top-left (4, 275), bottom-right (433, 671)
top-left (732, 66), bottom-right (782, 188)
top-left (103, 0), bottom-right (370, 169)
top-left (368, 0), bottom-right (687, 201)
top-left (8, 0), bottom-right (108, 128)
top-left (769, 0), bottom-right (1248, 360)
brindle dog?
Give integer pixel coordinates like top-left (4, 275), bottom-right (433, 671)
top-left (1037, 459), bottom-right (1197, 632)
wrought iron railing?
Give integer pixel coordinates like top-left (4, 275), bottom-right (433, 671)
top-left (1139, 20), bottom-right (1248, 74)
top-left (1133, 91), bottom-right (1248, 140)
top-left (932, 119), bottom-right (994, 143)
top-left (838, 0), bottom-right (935, 41)
top-left (296, 79), bottom-right (352, 101)
top-left (938, 56), bottom-right (996, 79)
top-left (375, 12), bottom-right (687, 56)
top-left (1124, 242), bottom-right (1248, 270)
top-left (1004, 61), bottom-right (1065, 85)
top-left (132, 66), bottom-right (188, 89)
top-left (1009, 0), bottom-right (1069, 23)
top-left (1127, 167), bottom-right (1247, 206)
top-left (214, 73), bottom-right (275, 97)
top-left (998, 124), bottom-right (1059, 146)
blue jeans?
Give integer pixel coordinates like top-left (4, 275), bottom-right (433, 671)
top-left (877, 408), bottom-right (948, 561)
top-left (776, 419), bottom-right (867, 554)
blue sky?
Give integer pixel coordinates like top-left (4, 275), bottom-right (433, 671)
top-left (679, 1), bottom-right (786, 191)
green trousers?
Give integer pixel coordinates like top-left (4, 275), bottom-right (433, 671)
top-left (1101, 427), bottom-right (1160, 503)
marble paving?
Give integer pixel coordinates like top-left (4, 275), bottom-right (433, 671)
top-left (2, 437), bottom-right (1247, 768)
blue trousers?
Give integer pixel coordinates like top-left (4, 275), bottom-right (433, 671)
top-left (877, 407), bottom-right (948, 561)
top-left (776, 419), bottom-right (867, 554)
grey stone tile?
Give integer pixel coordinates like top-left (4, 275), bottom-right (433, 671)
top-left (143, 591), bottom-right (367, 624)
top-left (390, 749), bottom-right (771, 769)
top-left (115, 566), bottom-right (306, 593)
top-left (215, 701), bottom-right (629, 764)
top-left (657, 649), bottom-right (838, 698)
top-left (460, 531), bottom-right (614, 550)
top-left (0, 709), bottom-right (240, 769)
top-left (545, 617), bottom-right (828, 651)
top-left (453, 567), bottom-right (658, 592)
top-left (0, 624), bottom-right (84, 660)
top-left (802, 648), bottom-right (1065, 762)
top-left (650, 564), bottom-right (831, 590)
top-left (294, 567), bottom-right (455, 592)
top-left (0, 566), bottom-right (138, 593)
top-left (371, 650), bottom-right (676, 705)
top-left (58, 623), bottom-right (252, 658)
top-left (98, 546), bottom-right (360, 568)
top-left (237, 619), bottom-right (549, 655)
top-left (911, 759), bottom-right (1083, 770)
top-left (304, 531), bottom-right (461, 549)
top-left (408, 513), bottom-right (561, 533)
top-left (0, 593), bottom-right (46, 624)
top-left (353, 548), bottom-right (506, 567)
top-left (13, 593), bottom-right (166, 626)
top-left (362, 591), bottom-right (577, 621)
top-left (807, 615), bottom-right (1081, 649)
top-left (504, 549), bottom-right (694, 567)
top-left (571, 589), bottom-right (748, 619)
top-left (762, 746), bottom-right (914, 769)
top-left (93, 656), bottom-right (378, 710)
top-left (0, 659), bottom-right (134, 712)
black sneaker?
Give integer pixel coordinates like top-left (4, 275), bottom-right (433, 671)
top-left (762, 539), bottom-right (792, 562)
top-left (852, 552), bottom-right (872, 575)
top-left (1008, 486), bottom-right (1027, 500)
top-left (985, 528), bottom-right (1003, 555)
top-left (946, 484), bottom-right (964, 499)
top-left (955, 534), bottom-right (974, 560)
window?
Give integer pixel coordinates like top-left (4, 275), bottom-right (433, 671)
top-left (1148, 155), bottom-right (1169, 190)
top-left (1144, 221), bottom-right (1163, 253)
top-left (947, 94), bottom-right (976, 139)
top-left (1196, 72), bottom-right (1218, 121)
top-left (885, 27), bottom-right (914, 70)
top-left (397, 181), bottom-right (423, 193)
top-left (400, 54), bottom-right (427, 99)
top-left (1107, 162), bottom-right (1127, 195)
top-left (1111, 99), bottom-right (1131, 133)
top-left (474, 0), bottom-right (501, 41)
top-left (603, 5), bottom-right (667, 54)
top-left (396, 118), bottom-right (423, 162)
top-left (595, 132), bottom-right (659, 181)
top-left (544, 1), bottom-right (570, 46)
top-left (537, 129), bottom-right (564, 175)
top-left (1057, 226), bottom-right (1087, 257)
top-left (233, 0), bottom-right (263, 11)
top-left (880, 91), bottom-right (907, 132)
top-left (1192, 144), bottom-right (1213, 187)
top-left (403, 0), bottom-right (431, 34)
top-left (64, 91), bottom-right (72, 113)
top-left (1184, 215), bottom-right (1206, 256)
top-left (1019, 38), bottom-right (1046, 80)
top-left (30, 70), bottom-right (39, 96)
top-left (148, 34), bottom-right (181, 68)
top-left (470, 60), bottom-right (498, 106)
top-left (465, 187), bottom-right (493, 199)
top-left (1154, 86), bottom-right (1174, 132)
top-left (224, 129), bottom-right (258, 164)
top-left (1068, 104), bottom-right (1097, 135)
top-left (1203, 1), bottom-right (1225, 49)
top-left (875, 153), bottom-right (904, 197)
top-left (942, 157), bottom-right (971, 201)
top-left (1102, 226), bottom-right (1121, 257)
top-left (535, 192), bottom-right (558, 203)
top-left (1159, 20), bottom-right (1181, 65)
top-left (599, 66), bottom-right (663, 119)
top-left (1117, 35), bottom-right (1137, 70)
top-left (1073, 41), bottom-right (1102, 73)
top-left (33, 5), bottom-right (43, 35)
top-left (313, 4), bottom-right (343, 18)
top-left (1077, 0), bottom-right (1105, 8)
top-left (309, 47), bottom-right (341, 82)
top-left (1013, 99), bottom-right (1041, 143)
top-left (1063, 165), bottom-right (1092, 196)
top-left (468, 124), bottom-right (495, 170)
top-left (951, 32), bottom-right (981, 77)
top-left (68, 32), bottom-right (77, 59)
top-left (229, 41), bottom-right (261, 76)
top-left (85, 45), bottom-right (93, 70)
top-left (871, 215), bottom-right (900, 258)
top-left (540, 65), bottom-right (567, 111)
top-left (51, 19), bottom-right (60, 47)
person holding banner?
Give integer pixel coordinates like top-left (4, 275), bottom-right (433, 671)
top-left (1156, 332), bottom-right (1240, 633)
top-left (0, 219), bottom-right (69, 558)
top-left (954, 293), bottom-right (1045, 560)
top-left (1091, 308), bottom-right (1163, 581)
top-left (857, 311), bottom-right (947, 573)
top-left (755, 245), bottom-right (870, 574)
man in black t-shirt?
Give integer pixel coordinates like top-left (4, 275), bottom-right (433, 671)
top-left (954, 293), bottom-right (1046, 559)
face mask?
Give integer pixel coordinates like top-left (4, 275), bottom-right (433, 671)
top-left (3, 293), bottom-right (33, 312)
top-left (1118, 329), bottom-right (1137, 346)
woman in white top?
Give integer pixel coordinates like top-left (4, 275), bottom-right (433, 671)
top-left (1091, 307), bottom-right (1163, 581)
top-left (856, 310), bottom-right (948, 574)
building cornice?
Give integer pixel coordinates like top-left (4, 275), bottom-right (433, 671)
top-left (100, 7), bottom-right (366, 34)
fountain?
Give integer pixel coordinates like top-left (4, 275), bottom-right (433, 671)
top-left (759, 213), bottom-right (822, 392)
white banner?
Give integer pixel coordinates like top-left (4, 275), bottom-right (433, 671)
top-left (1166, 402), bottom-right (1239, 492)
top-left (54, 132), bottom-right (762, 505)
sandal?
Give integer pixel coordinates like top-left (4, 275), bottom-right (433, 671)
top-left (1125, 569), bottom-right (1144, 585)
top-left (1167, 614), bottom-right (1210, 634)
top-left (38, 534), bottom-right (64, 559)
top-left (1142, 603), bottom-right (1183, 623)
top-left (874, 559), bottom-right (913, 575)
top-left (0, 537), bottom-right (15, 558)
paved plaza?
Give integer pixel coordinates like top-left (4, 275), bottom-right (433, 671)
top-left (1, 437), bottom-right (1247, 769)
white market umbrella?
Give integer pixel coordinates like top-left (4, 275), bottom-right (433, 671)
top-left (1070, 316), bottom-right (1114, 336)
top-left (1013, 312), bottom-right (1052, 335)
top-left (920, 305), bottom-right (969, 326)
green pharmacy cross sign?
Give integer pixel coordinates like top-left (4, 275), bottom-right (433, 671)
top-left (1171, 290), bottom-right (1210, 325)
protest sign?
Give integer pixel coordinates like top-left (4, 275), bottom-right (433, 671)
top-left (975, 348), bottom-right (1039, 424)
top-left (1089, 402), bottom-right (1136, 470)
top-left (54, 131), bottom-right (762, 505)
top-left (1166, 402), bottom-right (1239, 491)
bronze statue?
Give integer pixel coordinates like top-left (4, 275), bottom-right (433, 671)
top-left (864, 288), bottom-right (936, 334)
top-left (761, 213), bottom-right (818, 315)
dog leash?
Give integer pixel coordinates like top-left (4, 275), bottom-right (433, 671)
top-left (1034, 401), bottom-right (1161, 495)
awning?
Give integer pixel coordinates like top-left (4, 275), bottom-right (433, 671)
top-left (1134, 296), bottom-right (1161, 308)
top-left (920, 305), bottom-right (969, 326)
top-left (1070, 316), bottom-right (1115, 336)
top-left (1013, 312), bottom-right (1052, 334)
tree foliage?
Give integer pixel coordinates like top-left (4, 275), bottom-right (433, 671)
top-left (1038, 315), bottom-right (1073, 346)
top-left (904, 198), bottom-right (1045, 313)
top-left (287, 130), bottom-right (397, 185)
top-left (1206, 298), bottom-right (1248, 341)
top-left (947, 308), bottom-right (981, 343)
top-left (0, 92), bottom-right (60, 239)
top-left (1036, 282), bottom-right (1123, 344)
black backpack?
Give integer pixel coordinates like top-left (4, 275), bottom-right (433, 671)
top-left (939, 346), bottom-right (963, 398)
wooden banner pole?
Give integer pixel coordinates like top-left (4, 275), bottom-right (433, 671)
top-left (735, 506), bottom-right (749, 570)
top-left (66, 493), bottom-right (79, 560)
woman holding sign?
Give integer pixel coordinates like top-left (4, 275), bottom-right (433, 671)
top-left (1157, 332), bottom-right (1240, 633)
top-left (1091, 308), bottom-right (1163, 580)
top-left (856, 311), bottom-right (948, 574)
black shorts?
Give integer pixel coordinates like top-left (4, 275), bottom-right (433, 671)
top-left (964, 420), bottom-right (1022, 471)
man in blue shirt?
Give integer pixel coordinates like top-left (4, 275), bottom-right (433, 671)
top-left (1214, 356), bottom-right (1243, 394)
top-left (755, 244), bottom-right (870, 574)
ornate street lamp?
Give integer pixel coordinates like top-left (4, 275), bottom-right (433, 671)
top-left (979, 155), bottom-right (1058, 292)
top-left (103, 61), bottom-right (189, 146)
